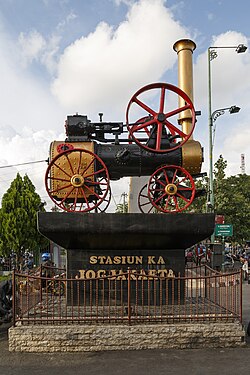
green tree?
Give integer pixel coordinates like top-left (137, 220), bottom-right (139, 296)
top-left (0, 173), bottom-right (48, 267)
top-left (115, 202), bottom-right (128, 213)
top-left (213, 155), bottom-right (228, 214)
top-left (186, 175), bottom-right (208, 213)
top-left (211, 155), bottom-right (249, 244)
top-left (115, 193), bottom-right (128, 213)
top-left (184, 155), bottom-right (250, 244)
top-left (213, 155), bottom-right (227, 210)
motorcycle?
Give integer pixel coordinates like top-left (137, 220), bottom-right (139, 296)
top-left (0, 279), bottom-right (12, 324)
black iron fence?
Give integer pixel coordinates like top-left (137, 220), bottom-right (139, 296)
top-left (12, 265), bottom-right (242, 326)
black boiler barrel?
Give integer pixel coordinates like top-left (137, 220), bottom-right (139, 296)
top-left (95, 143), bottom-right (182, 180)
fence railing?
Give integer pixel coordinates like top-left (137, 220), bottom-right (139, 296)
top-left (12, 265), bottom-right (242, 326)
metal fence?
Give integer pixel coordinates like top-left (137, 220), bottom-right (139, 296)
top-left (12, 265), bottom-right (242, 326)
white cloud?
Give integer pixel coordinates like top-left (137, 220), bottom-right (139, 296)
top-left (17, 10), bottom-right (78, 74)
top-left (113, 0), bottom-right (134, 6)
top-left (0, 0), bottom-right (249, 212)
top-left (193, 30), bottom-right (250, 175)
top-left (0, 27), bottom-right (65, 134)
top-left (207, 13), bottom-right (214, 21)
top-left (56, 10), bottom-right (77, 32)
top-left (194, 31), bottom-right (249, 108)
top-left (40, 34), bottom-right (61, 73)
top-left (0, 127), bottom-right (62, 206)
top-left (51, 0), bottom-right (188, 119)
top-left (0, 22), bottom-right (65, 202)
top-left (222, 122), bottom-right (250, 175)
top-left (18, 30), bottom-right (46, 67)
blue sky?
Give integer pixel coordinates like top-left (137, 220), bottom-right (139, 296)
top-left (1, 1), bottom-right (249, 50)
top-left (0, 0), bottom-right (249, 208)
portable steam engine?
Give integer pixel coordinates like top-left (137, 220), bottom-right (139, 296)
top-left (45, 79), bottom-right (205, 214)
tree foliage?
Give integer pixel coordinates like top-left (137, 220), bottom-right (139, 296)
top-left (186, 175), bottom-right (208, 213)
top-left (115, 193), bottom-right (128, 213)
top-left (213, 157), bottom-right (250, 244)
top-left (0, 173), bottom-right (48, 264)
top-left (188, 155), bottom-right (250, 244)
top-left (115, 202), bottom-right (128, 213)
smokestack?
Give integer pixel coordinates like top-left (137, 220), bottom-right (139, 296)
top-left (173, 39), bottom-right (196, 139)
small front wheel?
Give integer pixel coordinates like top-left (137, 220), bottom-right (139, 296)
top-left (148, 165), bottom-right (195, 213)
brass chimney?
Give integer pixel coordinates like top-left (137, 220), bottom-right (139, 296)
top-left (173, 39), bottom-right (202, 174)
top-left (173, 39), bottom-right (196, 139)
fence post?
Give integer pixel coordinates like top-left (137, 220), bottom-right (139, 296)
top-left (240, 268), bottom-right (243, 323)
top-left (12, 269), bottom-right (16, 327)
top-left (204, 265), bottom-right (207, 299)
top-left (128, 268), bottom-right (131, 325)
top-left (39, 266), bottom-right (43, 303)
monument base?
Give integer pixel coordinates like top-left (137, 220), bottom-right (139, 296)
top-left (9, 322), bottom-right (245, 352)
top-left (38, 212), bottom-right (215, 305)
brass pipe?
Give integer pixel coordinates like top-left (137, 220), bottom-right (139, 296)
top-left (173, 39), bottom-right (196, 139)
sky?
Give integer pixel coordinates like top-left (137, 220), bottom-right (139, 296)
top-left (0, 0), bottom-right (249, 211)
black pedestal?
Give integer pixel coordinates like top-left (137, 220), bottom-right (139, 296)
top-left (37, 212), bottom-right (215, 304)
top-left (38, 212), bottom-right (215, 251)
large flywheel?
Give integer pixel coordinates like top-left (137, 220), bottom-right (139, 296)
top-left (148, 165), bottom-right (195, 213)
top-left (45, 148), bottom-right (110, 213)
top-left (126, 83), bottom-right (196, 153)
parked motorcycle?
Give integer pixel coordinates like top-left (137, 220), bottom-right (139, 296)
top-left (0, 279), bottom-right (12, 324)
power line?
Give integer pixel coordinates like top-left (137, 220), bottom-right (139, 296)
top-left (0, 159), bottom-right (48, 169)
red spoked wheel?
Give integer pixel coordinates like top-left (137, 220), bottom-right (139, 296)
top-left (95, 185), bottom-right (111, 213)
top-left (45, 148), bottom-right (110, 213)
top-left (126, 83), bottom-right (196, 153)
top-left (148, 165), bottom-right (195, 213)
top-left (138, 184), bottom-right (155, 213)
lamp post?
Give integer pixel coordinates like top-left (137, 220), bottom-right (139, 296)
top-left (211, 106), bottom-right (240, 149)
top-left (207, 44), bottom-right (247, 216)
top-left (207, 104), bottom-right (241, 214)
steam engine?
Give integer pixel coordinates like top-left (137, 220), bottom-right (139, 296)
top-left (45, 40), bottom-right (205, 214)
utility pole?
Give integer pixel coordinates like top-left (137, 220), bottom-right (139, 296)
top-left (121, 192), bottom-right (128, 213)
top-left (240, 154), bottom-right (246, 174)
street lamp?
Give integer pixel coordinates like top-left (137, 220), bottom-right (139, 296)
top-left (207, 44), bottom-right (247, 216)
top-left (211, 106), bottom-right (240, 150)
